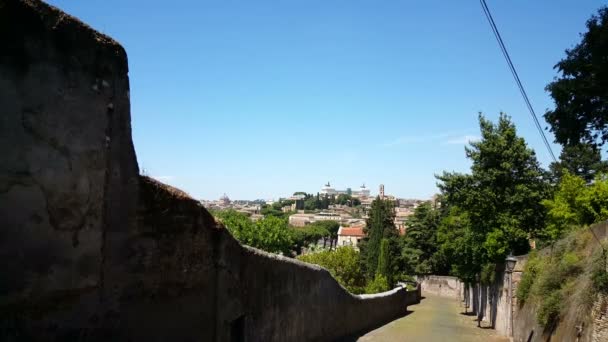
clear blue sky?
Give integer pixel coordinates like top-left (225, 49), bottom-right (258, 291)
top-left (47, 0), bottom-right (605, 200)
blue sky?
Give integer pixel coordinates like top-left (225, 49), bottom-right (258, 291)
top-left (48, 0), bottom-right (605, 200)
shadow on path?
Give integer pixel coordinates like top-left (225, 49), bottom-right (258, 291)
top-left (336, 310), bottom-right (415, 342)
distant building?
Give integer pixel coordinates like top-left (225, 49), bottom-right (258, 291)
top-left (320, 182), bottom-right (337, 196)
top-left (289, 213), bottom-right (315, 227)
top-left (394, 208), bottom-right (413, 234)
top-left (337, 226), bottom-right (366, 249)
top-left (379, 184), bottom-right (385, 199)
top-left (288, 194), bottom-right (307, 200)
top-left (313, 211), bottom-right (342, 222)
top-left (352, 184), bottom-right (370, 198)
top-left (319, 182), bottom-right (371, 198)
top-left (360, 197), bottom-right (374, 209)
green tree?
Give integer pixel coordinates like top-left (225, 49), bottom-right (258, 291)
top-left (261, 201), bottom-right (291, 218)
top-left (298, 247), bottom-right (367, 294)
top-left (215, 210), bottom-right (293, 254)
top-left (254, 216), bottom-right (294, 254)
top-left (336, 194), bottom-right (350, 205)
top-left (544, 7), bottom-right (608, 149)
top-left (214, 209), bottom-right (255, 243)
top-left (435, 207), bottom-right (482, 282)
top-left (365, 274), bottom-right (390, 294)
top-left (437, 113), bottom-right (550, 263)
top-left (401, 202), bottom-right (442, 275)
top-left (360, 197), bottom-right (397, 278)
top-left (549, 144), bottom-right (608, 183)
top-left (313, 220), bottom-right (340, 249)
top-left (290, 224), bottom-right (331, 254)
top-left (304, 196), bottom-right (317, 211)
top-left (543, 172), bottom-right (608, 241)
top-left (376, 239), bottom-right (392, 283)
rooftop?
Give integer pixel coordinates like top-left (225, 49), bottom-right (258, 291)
top-left (338, 226), bottom-right (365, 237)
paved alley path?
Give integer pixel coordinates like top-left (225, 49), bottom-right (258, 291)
top-left (357, 294), bottom-right (509, 342)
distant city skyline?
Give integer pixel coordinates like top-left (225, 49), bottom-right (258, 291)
top-left (201, 181), bottom-right (427, 202)
top-left (47, 0), bottom-right (606, 200)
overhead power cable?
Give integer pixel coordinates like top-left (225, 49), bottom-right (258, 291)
top-left (479, 0), bottom-right (557, 163)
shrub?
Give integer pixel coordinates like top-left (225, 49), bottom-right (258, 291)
top-left (215, 210), bottom-right (293, 254)
top-left (592, 251), bottom-right (608, 294)
top-left (559, 251), bottom-right (581, 275)
top-left (516, 252), bottom-right (540, 304)
top-left (297, 247), bottom-right (366, 294)
top-left (537, 291), bottom-right (563, 328)
top-left (365, 274), bottom-right (390, 294)
top-left (520, 228), bottom-right (598, 330)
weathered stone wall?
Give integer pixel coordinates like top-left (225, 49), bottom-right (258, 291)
top-left (0, 1), bottom-right (418, 340)
top-left (459, 257), bottom-right (526, 337)
top-left (513, 222), bottom-right (608, 342)
top-left (1, 0), bottom-right (138, 338)
top-left (417, 275), bottom-right (463, 299)
top-left (136, 177), bottom-right (417, 342)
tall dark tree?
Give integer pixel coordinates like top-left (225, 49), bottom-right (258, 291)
top-left (360, 197), bottom-right (397, 278)
top-left (400, 202), bottom-right (441, 275)
top-left (544, 7), bottom-right (608, 149)
top-left (376, 239), bottom-right (391, 284)
top-left (549, 143), bottom-right (608, 183)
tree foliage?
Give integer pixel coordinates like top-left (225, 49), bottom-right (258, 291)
top-left (544, 7), bottom-right (608, 149)
top-left (376, 239), bottom-right (391, 283)
top-left (365, 274), bottom-right (390, 294)
top-left (401, 202), bottom-right (442, 275)
top-left (315, 220), bottom-right (340, 248)
top-left (543, 172), bottom-right (608, 241)
top-left (290, 224), bottom-right (330, 253)
top-left (437, 114), bottom-right (550, 264)
top-left (215, 210), bottom-right (293, 254)
top-left (435, 207), bottom-right (482, 281)
top-left (360, 197), bottom-right (398, 278)
top-left (297, 247), bottom-right (367, 294)
top-left (549, 143), bottom-right (608, 183)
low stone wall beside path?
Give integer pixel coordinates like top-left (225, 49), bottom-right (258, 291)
top-left (417, 275), bottom-right (463, 299)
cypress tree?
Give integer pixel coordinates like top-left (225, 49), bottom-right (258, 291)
top-left (360, 197), bottom-right (397, 278)
top-left (376, 238), bottom-right (391, 284)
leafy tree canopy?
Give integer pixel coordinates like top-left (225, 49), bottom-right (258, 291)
top-left (549, 143), bottom-right (608, 183)
top-left (297, 247), bottom-right (367, 294)
top-left (401, 202), bottom-right (441, 275)
top-left (215, 210), bottom-right (293, 255)
top-left (437, 113), bottom-right (550, 263)
top-left (360, 197), bottom-right (398, 278)
top-left (544, 7), bottom-right (608, 149)
top-left (543, 172), bottom-right (608, 242)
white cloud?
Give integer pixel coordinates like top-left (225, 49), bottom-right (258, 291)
top-left (381, 131), bottom-right (481, 147)
top-left (445, 135), bottom-right (481, 145)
